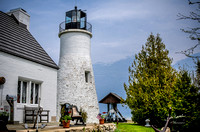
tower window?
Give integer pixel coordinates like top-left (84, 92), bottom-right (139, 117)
top-left (85, 71), bottom-right (91, 83)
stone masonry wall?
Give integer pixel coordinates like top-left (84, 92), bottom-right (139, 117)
top-left (57, 30), bottom-right (99, 123)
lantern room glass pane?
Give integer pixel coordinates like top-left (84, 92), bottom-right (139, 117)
top-left (66, 17), bottom-right (71, 23)
top-left (80, 17), bottom-right (85, 29)
top-left (72, 10), bottom-right (77, 22)
top-left (77, 11), bottom-right (80, 22)
top-left (66, 11), bottom-right (72, 24)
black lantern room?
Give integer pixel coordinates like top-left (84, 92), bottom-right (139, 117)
top-left (65, 6), bottom-right (87, 30)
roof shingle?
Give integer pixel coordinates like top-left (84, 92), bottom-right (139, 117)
top-left (0, 11), bottom-right (59, 69)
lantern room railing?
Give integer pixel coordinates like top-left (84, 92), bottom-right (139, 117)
top-left (59, 21), bottom-right (92, 34)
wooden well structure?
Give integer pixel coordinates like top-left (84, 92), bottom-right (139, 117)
top-left (99, 92), bottom-right (126, 122)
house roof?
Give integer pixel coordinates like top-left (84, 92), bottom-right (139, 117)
top-left (0, 11), bottom-right (59, 69)
top-left (99, 92), bottom-right (122, 104)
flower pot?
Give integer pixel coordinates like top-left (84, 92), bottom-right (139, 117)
top-left (99, 119), bottom-right (104, 124)
top-left (0, 116), bottom-right (8, 125)
top-left (62, 120), bottom-right (70, 128)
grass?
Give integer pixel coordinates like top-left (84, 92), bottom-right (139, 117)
top-left (115, 123), bottom-right (155, 132)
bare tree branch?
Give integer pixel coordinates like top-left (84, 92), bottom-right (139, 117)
top-left (188, 0), bottom-right (200, 4)
top-left (177, 1), bottom-right (200, 60)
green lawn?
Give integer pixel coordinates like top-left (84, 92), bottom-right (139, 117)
top-left (115, 123), bottom-right (155, 132)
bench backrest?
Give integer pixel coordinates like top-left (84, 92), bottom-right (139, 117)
top-left (24, 106), bottom-right (39, 111)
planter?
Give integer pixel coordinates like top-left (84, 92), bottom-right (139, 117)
top-left (99, 119), bottom-right (105, 124)
top-left (62, 120), bottom-right (70, 128)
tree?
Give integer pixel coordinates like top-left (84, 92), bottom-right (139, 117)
top-left (177, 0), bottom-right (200, 60)
top-left (174, 69), bottom-right (200, 131)
top-left (124, 33), bottom-right (177, 127)
top-left (176, 1), bottom-right (200, 130)
top-left (195, 60), bottom-right (200, 86)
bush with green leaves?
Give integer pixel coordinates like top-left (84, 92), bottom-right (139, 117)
top-left (0, 112), bottom-right (9, 117)
top-left (63, 115), bottom-right (72, 123)
top-left (80, 107), bottom-right (88, 123)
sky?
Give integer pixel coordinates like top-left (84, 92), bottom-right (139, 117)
top-left (0, 0), bottom-right (199, 65)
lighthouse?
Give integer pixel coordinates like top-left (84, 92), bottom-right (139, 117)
top-left (57, 6), bottom-right (99, 123)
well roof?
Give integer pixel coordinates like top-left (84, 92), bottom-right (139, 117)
top-left (99, 92), bottom-right (122, 104)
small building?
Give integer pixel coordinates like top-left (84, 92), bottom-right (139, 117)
top-left (0, 8), bottom-right (58, 123)
top-left (99, 92), bottom-right (126, 122)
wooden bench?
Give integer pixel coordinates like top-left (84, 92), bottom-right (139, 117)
top-left (24, 106), bottom-right (50, 123)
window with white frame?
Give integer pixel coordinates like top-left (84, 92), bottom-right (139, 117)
top-left (17, 80), bottom-right (41, 104)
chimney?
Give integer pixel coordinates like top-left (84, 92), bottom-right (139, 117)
top-left (7, 8), bottom-right (30, 31)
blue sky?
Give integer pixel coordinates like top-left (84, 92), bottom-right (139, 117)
top-left (0, 0), bottom-right (199, 119)
top-left (0, 0), bottom-right (199, 65)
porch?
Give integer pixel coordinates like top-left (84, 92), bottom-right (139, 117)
top-left (7, 122), bottom-right (116, 132)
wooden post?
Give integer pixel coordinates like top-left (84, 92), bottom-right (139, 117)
top-left (107, 103), bottom-right (110, 120)
top-left (113, 104), bottom-right (117, 111)
top-left (107, 104), bottom-right (110, 113)
top-left (33, 98), bottom-right (41, 129)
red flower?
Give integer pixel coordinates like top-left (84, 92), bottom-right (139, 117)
top-left (68, 111), bottom-right (71, 113)
top-left (103, 112), bottom-right (107, 114)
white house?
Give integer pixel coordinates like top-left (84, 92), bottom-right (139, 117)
top-left (0, 8), bottom-right (58, 123)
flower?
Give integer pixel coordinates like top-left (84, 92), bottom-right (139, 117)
top-left (100, 112), bottom-right (107, 119)
top-left (97, 113), bottom-right (102, 120)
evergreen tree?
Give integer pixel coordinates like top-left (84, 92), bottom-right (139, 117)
top-left (124, 33), bottom-right (177, 127)
top-left (195, 60), bottom-right (200, 86)
top-left (174, 70), bottom-right (200, 131)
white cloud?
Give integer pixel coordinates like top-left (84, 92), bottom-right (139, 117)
top-left (89, 1), bottom-right (151, 22)
top-left (89, 0), bottom-right (198, 64)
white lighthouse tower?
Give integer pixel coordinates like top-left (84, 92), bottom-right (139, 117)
top-left (57, 6), bottom-right (99, 123)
